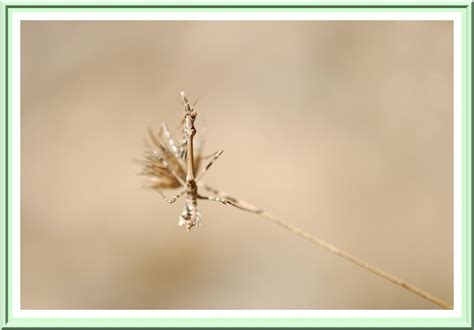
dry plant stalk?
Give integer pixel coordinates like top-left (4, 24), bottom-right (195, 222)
top-left (139, 92), bottom-right (452, 310)
top-left (202, 185), bottom-right (453, 310)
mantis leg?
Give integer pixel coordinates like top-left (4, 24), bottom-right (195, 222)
top-left (195, 150), bottom-right (224, 182)
top-left (199, 184), bottom-right (262, 213)
top-left (197, 194), bottom-right (230, 205)
top-left (158, 189), bottom-right (186, 204)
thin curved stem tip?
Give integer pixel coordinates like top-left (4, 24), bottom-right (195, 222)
top-left (203, 185), bottom-right (453, 310)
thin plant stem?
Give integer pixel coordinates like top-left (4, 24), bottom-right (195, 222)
top-left (203, 185), bottom-right (453, 310)
top-left (143, 91), bottom-right (452, 309)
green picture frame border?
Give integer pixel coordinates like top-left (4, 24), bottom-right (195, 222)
top-left (0, 1), bottom-right (471, 328)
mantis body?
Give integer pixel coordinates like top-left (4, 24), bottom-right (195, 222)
top-left (141, 92), bottom-right (227, 230)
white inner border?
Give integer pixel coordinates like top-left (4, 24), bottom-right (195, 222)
top-left (11, 11), bottom-right (463, 319)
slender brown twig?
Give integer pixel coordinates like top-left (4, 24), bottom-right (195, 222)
top-left (141, 92), bottom-right (452, 310)
top-left (201, 185), bottom-right (453, 310)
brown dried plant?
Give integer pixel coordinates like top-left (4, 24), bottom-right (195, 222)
top-left (139, 91), bottom-right (452, 310)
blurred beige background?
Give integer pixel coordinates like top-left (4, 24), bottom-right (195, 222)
top-left (21, 21), bottom-right (453, 309)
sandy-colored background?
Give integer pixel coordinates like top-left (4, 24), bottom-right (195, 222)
top-left (21, 21), bottom-right (453, 309)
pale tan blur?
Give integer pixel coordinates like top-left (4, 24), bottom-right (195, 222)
top-left (21, 21), bottom-right (453, 309)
